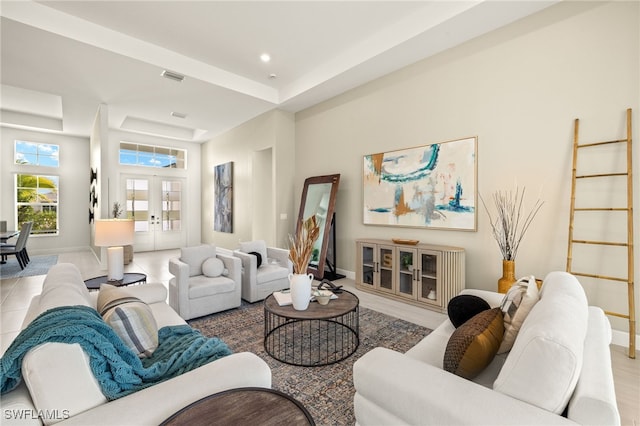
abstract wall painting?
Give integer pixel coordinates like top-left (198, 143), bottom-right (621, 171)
top-left (363, 137), bottom-right (477, 231)
top-left (214, 161), bottom-right (233, 233)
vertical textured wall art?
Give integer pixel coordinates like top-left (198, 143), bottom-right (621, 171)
top-left (89, 168), bottom-right (97, 223)
top-left (214, 161), bottom-right (233, 233)
top-left (363, 136), bottom-right (477, 231)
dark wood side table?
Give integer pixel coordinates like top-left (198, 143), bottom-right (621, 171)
top-left (160, 387), bottom-right (315, 426)
top-left (84, 272), bottom-right (147, 290)
top-left (264, 290), bottom-right (359, 366)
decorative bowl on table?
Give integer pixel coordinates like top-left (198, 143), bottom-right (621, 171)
top-left (313, 289), bottom-right (333, 305)
top-left (392, 238), bottom-right (419, 245)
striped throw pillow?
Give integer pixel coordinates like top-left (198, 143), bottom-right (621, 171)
top-left (97, 284), bottom-right (158, 358)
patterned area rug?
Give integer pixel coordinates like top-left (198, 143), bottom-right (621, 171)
top-left (189, 300), bottom-right (431, 425)
top-left (0, 255), bottom-right (58, 280)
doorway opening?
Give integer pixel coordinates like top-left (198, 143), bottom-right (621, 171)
top-left (252, 148), bottom-right (274, 245)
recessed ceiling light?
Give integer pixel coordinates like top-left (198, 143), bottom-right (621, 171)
top-left (269, 73), bottom-right (277, 79)
top-left (260, 53), bottom-right (271, 63)
top-left (161, 70), bottom-right (185, 83)
top-left (171, 111), bottom-right (187, 119)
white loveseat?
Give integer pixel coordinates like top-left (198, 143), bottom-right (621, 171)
top-left (1, 263), bottom-right (271, 425)
top-left (353, 271), bottom-right (620, 425)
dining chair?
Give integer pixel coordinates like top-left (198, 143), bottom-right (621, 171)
top-left (1, 221), bottom-right (32, 269)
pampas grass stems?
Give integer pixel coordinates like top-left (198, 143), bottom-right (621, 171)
top-left (480, 187), bottom-right (543, 261)
top-left (289, 216), bottom-right (320, 274)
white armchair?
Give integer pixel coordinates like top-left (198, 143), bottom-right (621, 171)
top-left (235, 240), bottom-right (293, 303)
top-left (168, 244), bottom-right (241, 320)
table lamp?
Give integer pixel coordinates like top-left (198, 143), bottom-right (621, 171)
top-left (94, 219), bottom-right (134, 281)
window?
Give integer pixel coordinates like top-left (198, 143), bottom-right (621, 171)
top-left (16, 174), bottom-right (59, 235)
top-left (162, 180), bottom-right (182, 231)
top-left (119, 142), bottom-right (186, 169)
top-left (15, 141), bottom-right (59, 167)
top-left (125, 178), bottom-right (149, 231)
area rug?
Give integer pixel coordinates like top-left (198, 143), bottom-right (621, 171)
top-left (189, 301), bottom-right (431, 425)
top-left (0, 255), bottom-right (58, 280)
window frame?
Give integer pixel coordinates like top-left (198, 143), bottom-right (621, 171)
top-left (15, 173), bottom-right (60, 236)
top-left (14, 140), bottom-right (60, 167)
top-left (119, 142), bottom-right (187, 169)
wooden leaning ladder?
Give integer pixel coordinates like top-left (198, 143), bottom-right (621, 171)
top-left (566, 108), bottom-right (635, 358)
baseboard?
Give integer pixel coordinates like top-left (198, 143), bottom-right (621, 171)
top-left (611, 329), bottom-right (640, 350)
top-left (29, 246), bottom-right (92, 256)
top-left (337, 268), bottom-right (355, 280)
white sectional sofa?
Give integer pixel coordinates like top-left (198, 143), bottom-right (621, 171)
top-left (1, 263), bottom-right (271, 425)
top-left (353, 271), bottom-right (620, 425)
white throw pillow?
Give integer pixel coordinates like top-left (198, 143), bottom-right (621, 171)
top-left (202, 257), bottom-right (225, 277)
top-left (493, 271), bottom-right (588, 414)
top-left (497, 275), bottom-right (539, 354)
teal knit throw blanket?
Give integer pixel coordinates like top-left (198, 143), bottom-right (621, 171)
top-left (0, 305), bottom-right (232, 399)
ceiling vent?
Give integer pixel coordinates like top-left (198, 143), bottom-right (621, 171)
top-left (161, 70), bottom-right (185, 83)
top-left (171, 111), bottom-right (187, 119)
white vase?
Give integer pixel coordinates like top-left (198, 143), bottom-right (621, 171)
top-left (288, 273), bottom-right (313, 310)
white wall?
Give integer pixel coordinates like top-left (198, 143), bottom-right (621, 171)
top-left (294, 1), bottom-right (639, 333)
top-left (0, 126), bottom-right (90, 253)
top-left (89, 104), bottom-right (109, 259)
top-left (201, 109), bottom-right (295, 250)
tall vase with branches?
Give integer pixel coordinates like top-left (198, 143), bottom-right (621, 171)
top-left (288, 216), bottom-right (320, 310)
top-left (480, 186), bottom-right (543, 292)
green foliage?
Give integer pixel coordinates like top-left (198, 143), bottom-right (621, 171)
top-left (112, 202), bottom-right (123, 218)
top-left (18, 206), bottom-right (58, 233)
top-left (16, 174), bottom-right (59, 234)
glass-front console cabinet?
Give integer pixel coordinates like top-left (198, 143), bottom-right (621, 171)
top-left (356, 239), bottom-right (465, 313)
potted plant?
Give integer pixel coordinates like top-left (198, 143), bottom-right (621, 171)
top-left (480, 186), bottom-right (543, 293)
top-left (400, 253), bottom-right (413, 271)
top-left (288, 216), bottom-right (320, 310)
top-left (112, 202), bottom-right (123, 219)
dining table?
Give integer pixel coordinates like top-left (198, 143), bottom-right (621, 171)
top-left (0, 230), bottom-right (19, 243)
top-left (0, 230), bottom-right (19, 264)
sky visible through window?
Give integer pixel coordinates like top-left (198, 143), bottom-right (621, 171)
top-left (119, 143), bottom-right (185, 169)
top-left (15, 141), bottom-right (59, 167)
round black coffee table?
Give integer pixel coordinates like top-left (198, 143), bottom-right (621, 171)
top-left (160, 387), bottom-right (314, 426)
top-left (84, 272), bottom-right (147, 290)
top-left (264, 290), bottom-right (359, 366)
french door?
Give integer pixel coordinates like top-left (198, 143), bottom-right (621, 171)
top-left (123, 174), bottom-right (186, 252)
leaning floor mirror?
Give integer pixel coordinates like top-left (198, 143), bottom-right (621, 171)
top-left (296, 174), bottom-right (340, 280)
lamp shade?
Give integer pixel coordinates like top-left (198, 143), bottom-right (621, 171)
top-left (95, 219), bottom-right (134, 247)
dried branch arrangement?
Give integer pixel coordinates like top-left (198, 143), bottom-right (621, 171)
top-left (289, 216), bottom-right (321, 274)
top-left (480, 187), bottom-right (544, 261)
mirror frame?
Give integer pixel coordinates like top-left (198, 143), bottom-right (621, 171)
top-left (296, 174), bottom-right (341, 280)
